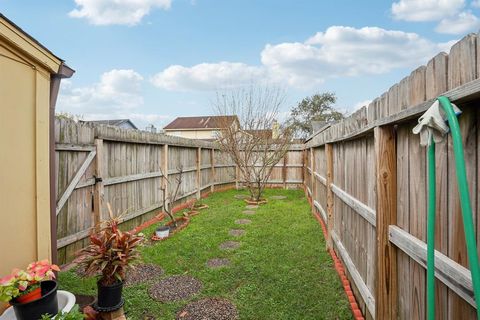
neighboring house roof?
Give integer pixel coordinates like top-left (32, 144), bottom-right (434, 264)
top-left (164, 115), bottom-right (239, 130)
top-left (81, 119), bottom-right (138, 129)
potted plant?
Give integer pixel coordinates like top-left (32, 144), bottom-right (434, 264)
top-left (76, 207), bottom-right (144, 312)
top-left (0, 260), bottom-right (60, 320)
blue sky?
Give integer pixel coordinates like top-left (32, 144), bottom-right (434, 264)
top-left (2, 0), bottom-right (479, 129)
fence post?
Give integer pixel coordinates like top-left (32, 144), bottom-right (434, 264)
top-left (283, 152), bottom-right (287, 189)
top-left (196, 147), bottom-right (201, 199)
top-left (311, 148), bottom-right (316, 210)
top-left (310, 148), bottom-right (314, 197)
top-left (93, 139), bottom-right (104, 230)
top-left (235, 164), bottom-right (240, 190)
top-left (375, 126), bottom-right (398, 320)
top-left (211, 148), bottom-right (215, 192)
top-left (162, 144), bottom-right (169, 211)
top-left (325, 143), bottom-right (334, 249)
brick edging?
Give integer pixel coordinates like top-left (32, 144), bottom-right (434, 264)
top-left (304, 187), bottom-right (364, 320)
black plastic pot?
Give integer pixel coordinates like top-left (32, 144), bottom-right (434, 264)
top-left (11, 280), bottom-right (58, 320)
top-left (94, 280), bottom-right (124, 312)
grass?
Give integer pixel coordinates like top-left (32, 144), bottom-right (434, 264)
top-left (59, 188), bottom-right (353, 320)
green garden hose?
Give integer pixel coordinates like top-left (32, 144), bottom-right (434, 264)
top-left (426, 96), bottom-right (480, 320)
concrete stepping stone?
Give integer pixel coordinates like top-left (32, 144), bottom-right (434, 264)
top-left (271, 195), bottom-right (287, 200)
top-left (176, 298), bottom-right (238, 320)
top-left (206, 258), bottom-right (231, 268)
top-left (243, 210), bottom-right (256, 215)
top-left (245, 205), bottom-right (258, 209)
top-left (219, 241), bottom-right (240, 250)
top-left (234, 195), bottom-right (249, 199)
top-left (229, 229), bottom-right (245, 237)
top-left (149, 275), bottom-right (202, 302)
top-left (235, 219), bottom-right (252, 225)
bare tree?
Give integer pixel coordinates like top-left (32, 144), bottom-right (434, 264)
top-left (214, 85), bottom-right (292, 202)
top-left (159, 165), bottom-right (184, 227)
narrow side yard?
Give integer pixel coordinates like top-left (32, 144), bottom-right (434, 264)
top-left (59, 189), bottom-right (352, 319)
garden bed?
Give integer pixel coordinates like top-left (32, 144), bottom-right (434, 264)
top-left (58, 189), bottom-right (353, 319)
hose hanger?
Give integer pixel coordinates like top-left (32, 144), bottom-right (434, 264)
top-left (413, 96), bottom-right (480, 320)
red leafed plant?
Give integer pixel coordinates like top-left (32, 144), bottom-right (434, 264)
top-left (76, 204), bottom-right (144, 285)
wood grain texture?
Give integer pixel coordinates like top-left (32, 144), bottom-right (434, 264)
top-left (375, 126), bottom-right (397, 320)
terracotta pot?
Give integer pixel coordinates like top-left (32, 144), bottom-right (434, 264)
top-left (16, 287), bottom-right (41, 304)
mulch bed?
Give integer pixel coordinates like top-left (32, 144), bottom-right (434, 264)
top-left (234, 195), bottom-right (249, 199)
top-left (270, 195), bottom-right (287, 200)
top-left (245, 205), bottom-right (259, 209)
top-left (242, 210), bottom-right (256, 215)
top-left (229, 229), bottom-right (245, 237)
top-left (176, 298), bottom-right (239, 320)
top-left (219, 241), bottom-right (241, 250)
top-left (206, 258), bottom-right (231, 268)
top-left (149, 276), bottom-right (203, 302)
top-left (244, 198), bottom-right (267, 205)
top-left (125, 264), bottom-right (165, 286)
top-left (235, 219), bottom-right (252, 225)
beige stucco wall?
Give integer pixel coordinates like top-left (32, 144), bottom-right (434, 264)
top-left (0, 18), bottom-right (61, 280)
top-left (165, 129), bottom-right (219, 140)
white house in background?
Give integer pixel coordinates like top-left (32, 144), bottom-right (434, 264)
top-left (80, 119), bottom-right (138, 130)
top-left (163, 115), bottom-right (240, 140)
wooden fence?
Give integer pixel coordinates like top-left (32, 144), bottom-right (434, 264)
top-left (304, 33), bottom-right (480, 319)
top-left (54, 118), bottom-right (303, 264)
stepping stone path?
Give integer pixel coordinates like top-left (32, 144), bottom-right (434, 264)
top-left (176, 298), bottom-right (239, 320)
top-left (206, 258), bottom-right (231, 268)
top-left (271, 195), bottom-right (287, 200)
top-left (245, 205), bottom-right (258, 209)
top-left (125, 264), bottom-right (164, 286)
top-left (234, 195), bottom-right (249, 199)
top-left (229, 229), bottom-right (245, 236)
top-left (242, 210), bottom-right (256, 215)
top-left (149, 275), bottom-right (202, 302)
top-left (219, 241), bottom-right (240, 250)
top-left (235, 219), bottom-right (252, 225)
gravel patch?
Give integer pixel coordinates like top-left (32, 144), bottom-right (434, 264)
top-left (234, 195), bottom-right (249, 199)
top-left (229, 229), bottom-right (245, 237)
top-left (219, 241), bottom-right (241, 250)
top-left (125, 264), bottom-right (164, 286)
top-left (235, 219), bottom-right (252, 225)
top-left (245, 205), bottom-right (259, 209)
top-left (176, 298), bottom-right (238, 320)
top-left (206, 258), bottom-right (231, 268)
top-left (149, 276), bottom-right (203, 302)
top-left (271, 195), bottom-right (287, 200)
top-left (242, 210), bottom-right (256, 215)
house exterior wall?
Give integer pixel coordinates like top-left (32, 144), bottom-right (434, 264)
top-left (165, 129), bottom-right (219, 140)
top-left (0, 18), bottom-right (61, 281)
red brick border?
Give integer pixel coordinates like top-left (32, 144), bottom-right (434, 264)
top-left (304, 186), bottom-right (364, 320)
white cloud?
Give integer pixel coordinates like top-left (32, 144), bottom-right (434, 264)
top-left (57, 69), bottom-right (172, 128)
top-left (151, 62), bottom-right (266, 91)
top-left (473, 0), bottom-right (480, 8)
top-left (69, 0), bottom-right (171, 26)
top-left (436, 11), bottom-right (480, 34)
top-left (391, 0), bottom-right (465, 22)
top-left (58, 69), bottom-right (144, 113)
top-left (151, 26), bottom-right (453, 91)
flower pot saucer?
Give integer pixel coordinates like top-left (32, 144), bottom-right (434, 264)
top-left (92, 297), bottom-right (124, 312)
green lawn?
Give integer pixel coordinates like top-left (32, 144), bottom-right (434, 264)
top-left (59, 188), bottom-right (353, 320)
